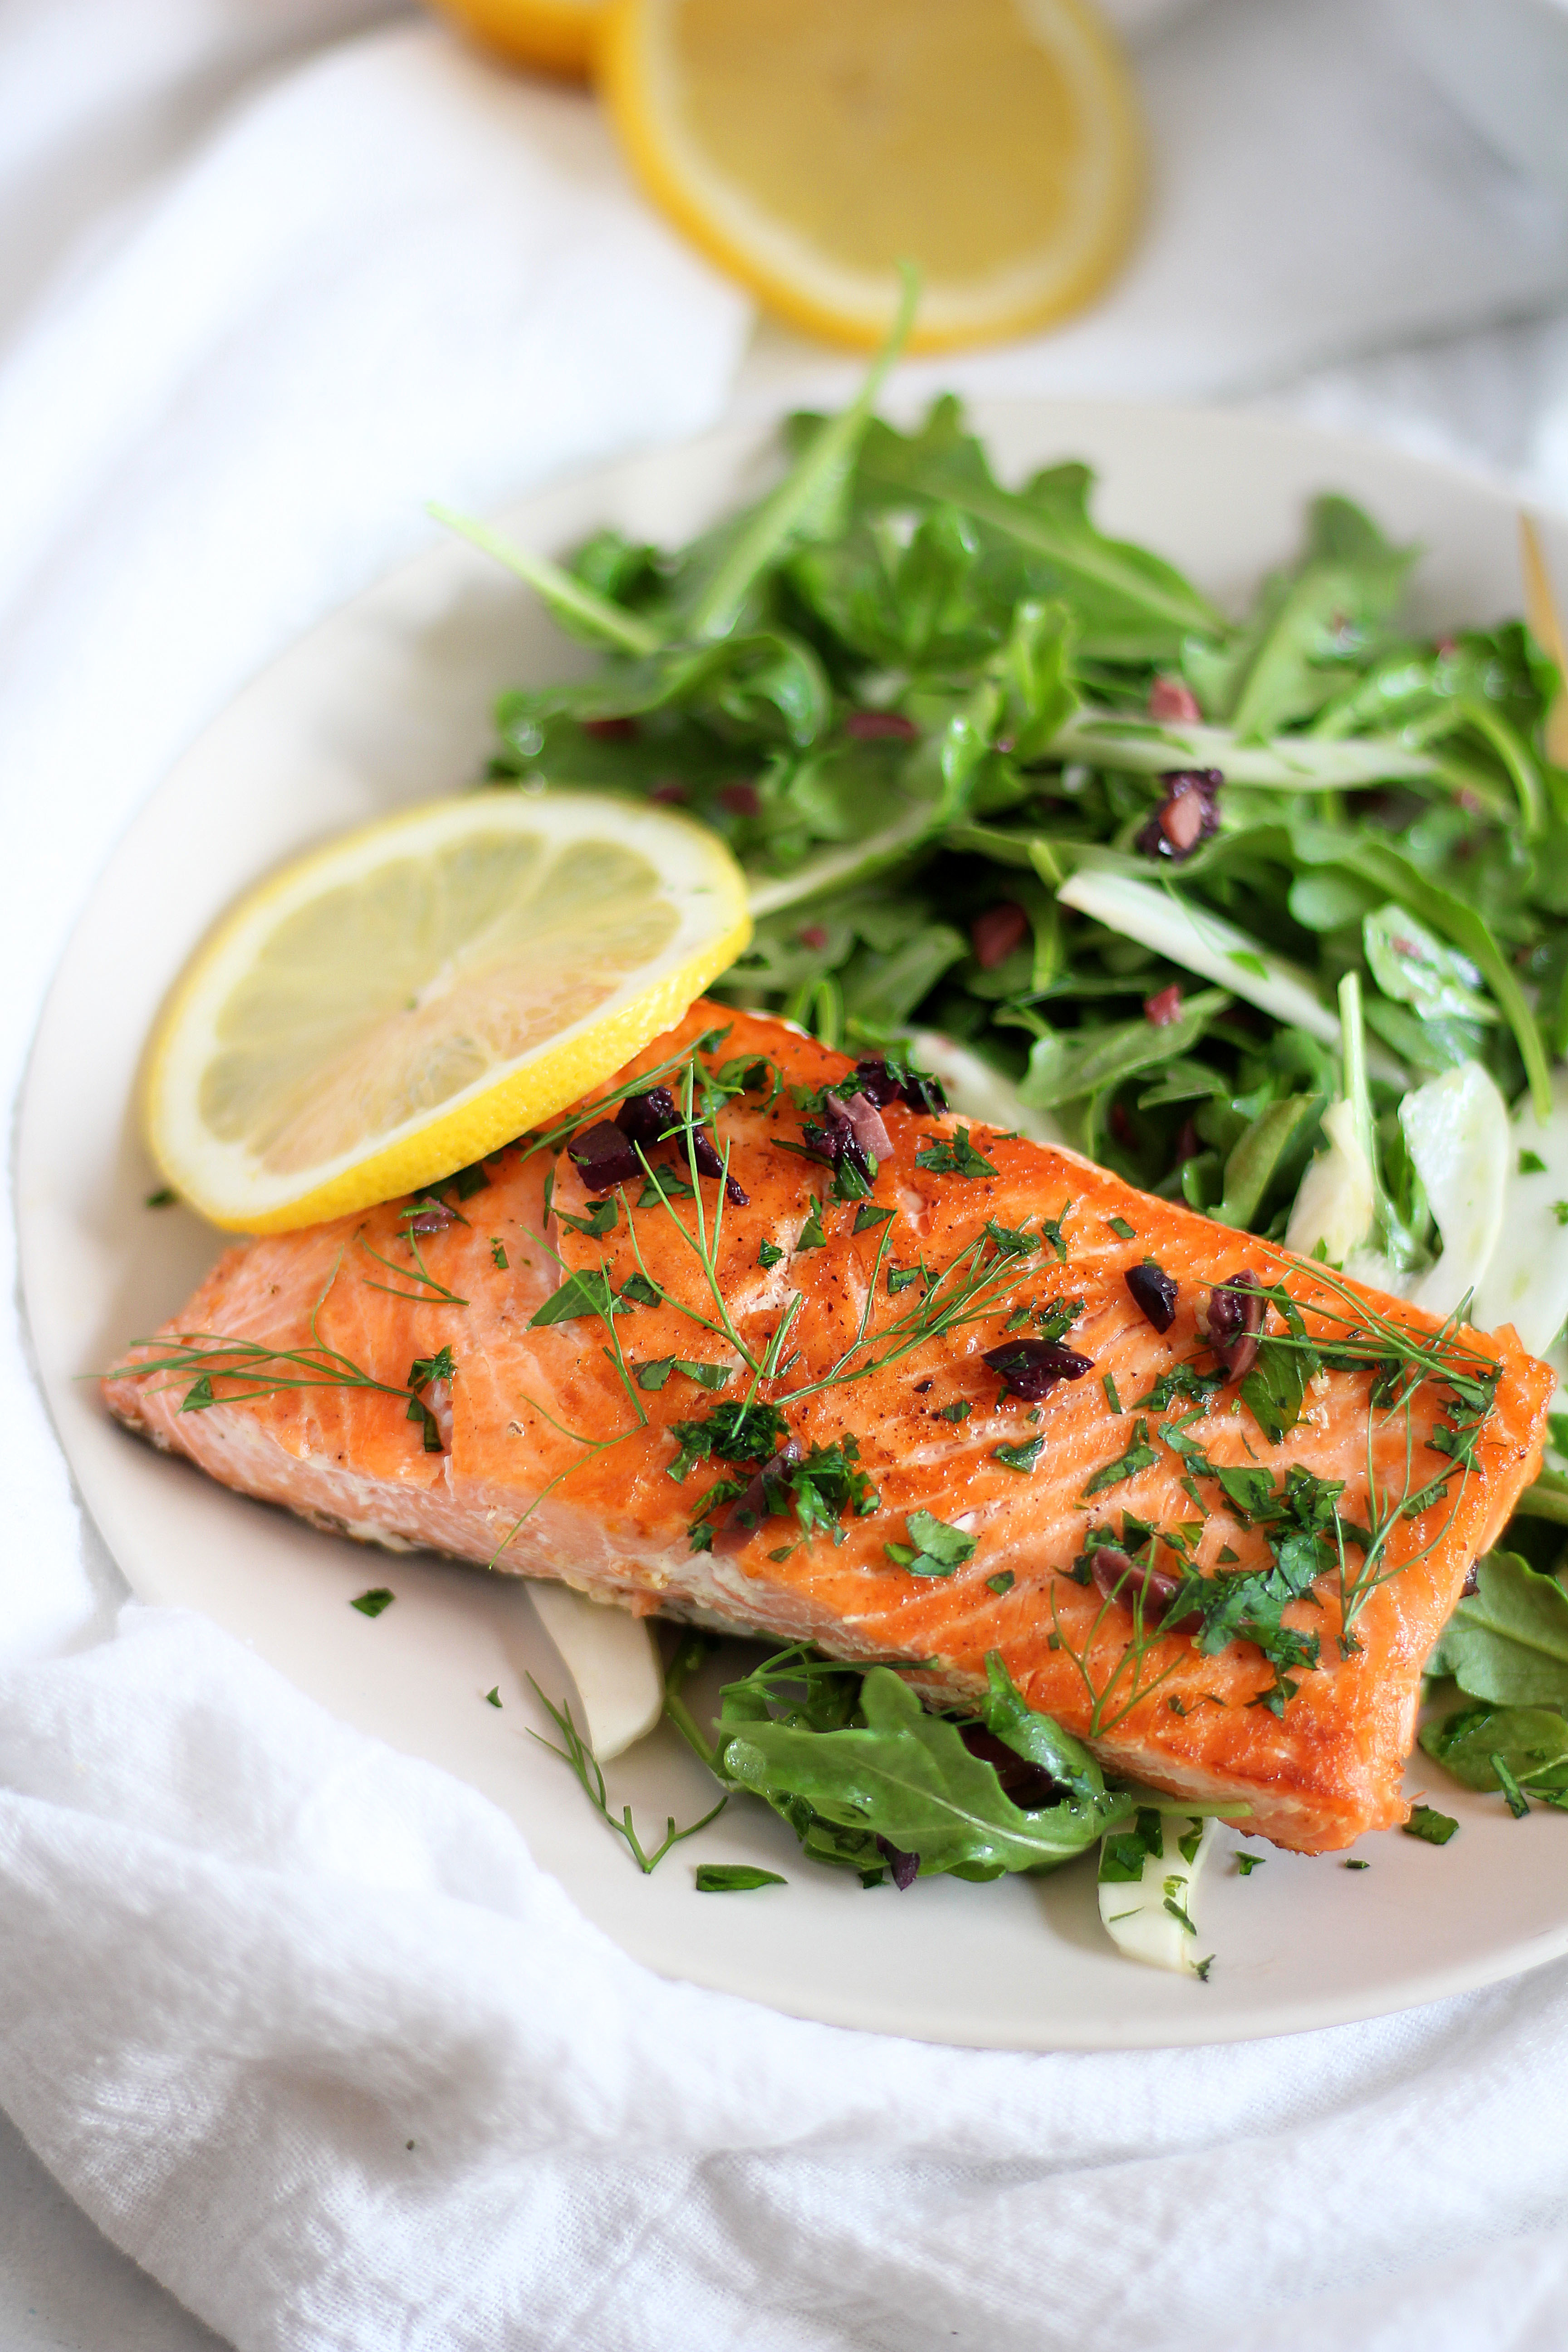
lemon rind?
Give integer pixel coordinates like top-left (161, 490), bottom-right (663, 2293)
top-left (598, 0), bottom-right (1145, 353)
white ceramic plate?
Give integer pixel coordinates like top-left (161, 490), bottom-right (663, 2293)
top-left (19, 402), bottom-right (1568, 2051)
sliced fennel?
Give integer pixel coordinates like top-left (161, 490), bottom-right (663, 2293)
top-left (1401, 1062), bottom-right (1510, 1321)
top-left (1473, 1066), bottom-right (1568, 1353)
top-left (746, 805), bottom-right (941, 918)
top-left (528, 1584), bottom-right (665, 1761)
top-left (1098, 1811), bottom-right (1217, 1975)
top-left (1284, 1096), bottom-right (1376, 1264)
top-left (1051, 710), bottom-right (1436, 790)
top-left (907, 1030), bottom-right (1067, 1147)
top-left (1056, 868), bottom-right (1343, 1051)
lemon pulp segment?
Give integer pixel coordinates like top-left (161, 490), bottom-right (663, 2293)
top-left (147, 791), bottom-right (750, 1231)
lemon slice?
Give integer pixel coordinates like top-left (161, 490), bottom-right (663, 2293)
top-left (598, 0), bottom-right (1144, 352)
top-left (425, 0), bottom-right (603, 77)
top-left (146, 791), bottom-right (750, 1232)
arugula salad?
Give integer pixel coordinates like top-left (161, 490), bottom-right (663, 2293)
top-left (443, 333), bottom-right (1568, 1972)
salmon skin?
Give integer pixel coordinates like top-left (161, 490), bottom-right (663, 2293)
top-left (105, 1002), bottom-right (1552, 1852)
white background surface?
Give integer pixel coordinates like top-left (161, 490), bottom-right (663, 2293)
top-left (6, 2), bottom-right (1568, 2346)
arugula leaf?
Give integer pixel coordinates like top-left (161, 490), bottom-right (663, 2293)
top-left (980, 1651), bottom-right (1106, 1806)
top-left (1419, 1700), bottom-right (1568, 1793)
top-left (1428, 1551), bottom-right (1568, 1707)
top-left (718, 1665), bottom-right (1128, 1879)
top-left (1215, 1094), bottom-right (1322, 1232)
top-left (1018, 990), bottom-right (1230, 1114)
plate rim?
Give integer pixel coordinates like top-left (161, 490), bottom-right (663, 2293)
top-left (19, 391), bottom-right (1568, 2053)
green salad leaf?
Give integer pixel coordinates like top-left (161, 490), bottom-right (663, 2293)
top-left (716, 1663), bottom-right (1127, 1882)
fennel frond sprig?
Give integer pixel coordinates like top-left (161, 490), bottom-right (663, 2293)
top-left (1050, 1577), bottom-right (1186, 1739)
top-left (118, 1328), bottom-right (417, 1416)
top-left (108, 1247), bottom-right (420, 1419)
top-left (356, 1226), bottom-right (468, 1307)
top-left (526, 1676), bottom-right (726, 1871)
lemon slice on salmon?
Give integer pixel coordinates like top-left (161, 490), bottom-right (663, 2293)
top-left (426, 0), bottom-right (603, 76)
top-left (598, 0), bottom-right (1145, 352)
top-left (146, 791), bottom-right (750, 1232)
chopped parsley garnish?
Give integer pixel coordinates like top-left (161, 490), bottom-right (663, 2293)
top-left (853, 1203), bottom-right (895, 1233)
top-left (695, 1865), bottom-right (786, 1892)
top-left (1081, 1417), bottom-right (1159, 1498)
top-left (351, 1588), bottom-right (395, 1617)
top-left (939, 1400), bottom-right (972, 1423)
top-left (1039, 1201), bottom-right (1073, 1262)
top-left (490, 1238), bottom-right (508, 1269)
top-left (1343, 1858), bottom-right (1371, 1870)
top-left (1492, 1753), bottom-right (1531, 1817)
top-left (637, 1357), bottom-right (732, 1392)
top-left (993, 1436), bottom-right (1046, 1473)
top-left (1520, 1149), bottom-right (1548, 1175)
top-left (1034, 1295), bottom-right (1085, 1342)
top-left (667, 1401), bottom-right (789, 1481)
top-left (637, 1166), bottom-right (695, 1206)
top-left (986, 1569), bottom-right (1015, 1595)
top-left (984, 1218), bottom-right (1035, 1257)
top-left (1555, 1203), bottom-right (1568, 1228)
top-left (485, 1686), bottom-right (502, 1707)
top-left (1403, 1804), bottom-right (1458, 1846)
top-left (884, 1509), bottom-right (977, 1578)
top-left (1107, 1216), bottom-right (1137, 1241)
top-left (786, 1440), bottom-right (880, 1539)
top-left (144, 1186), bottom-right (177, 1208)
top-left (1102, 1372), bottom-right (1122, 1415)
top-left (797, 1202), bottom-right (826, 1251)
top-left (448, 1160), bottom-right (492, 1200)
top-left (758, 1239), bottom-right (786, 1268)
top-left (529, 1268), bottom-right (621, 1328)
top-left (619, 1271), bottom-right (662, 1308)
top-left (887, 1262), bottom-right (924, 1294)
top-left (555, 1196), bottom-right (618, 1239)
top-left (1135, 1362), bottom-right (1223, 1414)
top-left (915, 1127), bottom-right (998, 1179)
top-left (1162, 1882), bottom-right (1197, 1935)
top-left (1235, 1852), bottom-right (1263, 1875)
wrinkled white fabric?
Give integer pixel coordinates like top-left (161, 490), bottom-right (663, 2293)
top-left (5, 4), bottom-right (1568, 2349)
top-left (5, 1608), bottom-right (1568, 2352)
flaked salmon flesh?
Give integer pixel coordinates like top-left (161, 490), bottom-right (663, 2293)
top-left (104, 1002), bottom-right (1553, 1852)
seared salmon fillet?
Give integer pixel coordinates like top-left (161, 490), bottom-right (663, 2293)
top-left (104, 1002), bottom-right (1552, 1851)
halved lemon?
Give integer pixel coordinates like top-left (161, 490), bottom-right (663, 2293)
top-left (146, 792), bottom-right (750, 1232)
top-left (598, 0), bottom-right (1145, 353)
top-left (425, 0), bottom-right (603, 77)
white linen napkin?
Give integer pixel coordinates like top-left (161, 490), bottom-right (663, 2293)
top-left (6, 6), bottom-right (1568, 2348)
top-left (6, 1606), bottom-right (1568, 2352)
